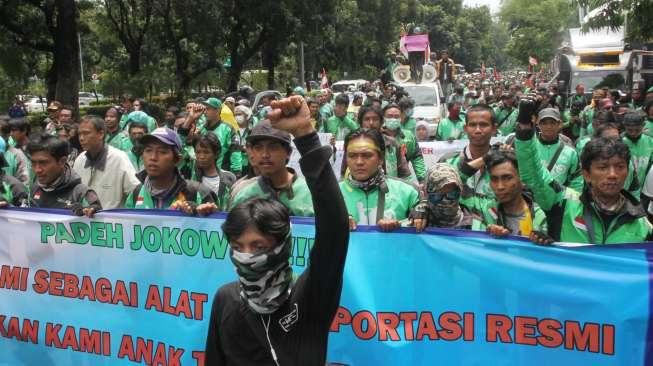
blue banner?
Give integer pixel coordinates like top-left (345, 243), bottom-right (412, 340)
top-left (0, 208), bottom-right (651, 365)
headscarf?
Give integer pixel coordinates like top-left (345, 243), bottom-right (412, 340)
top-left (229, 230), bottom-right (293, 314)
top-left (425, 163), bottom-right (464, 227)
top-left (234, 105), bottom-right (252, 121)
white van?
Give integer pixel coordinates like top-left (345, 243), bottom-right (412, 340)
top-left (397, 81), bottom-right (447, 136)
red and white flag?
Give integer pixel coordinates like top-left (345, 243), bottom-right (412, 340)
top-left (320, 68), bottom-right (329, 89)
top-left (529, 55), bottom-right (539, 66)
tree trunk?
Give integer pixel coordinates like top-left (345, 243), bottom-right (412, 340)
top-left (227, 62), bottom-right (242, 92)
top-left (267, 63), bottom-right (275, 90)
top-left (53, 0), bottom-right (80, 110)
top-left (128, 47), bottom-right (141, 75)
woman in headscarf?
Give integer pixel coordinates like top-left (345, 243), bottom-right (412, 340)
top-left (339, 128), bottom-right (426, 232)
top-left (425, 163), bottom-right (474, 228)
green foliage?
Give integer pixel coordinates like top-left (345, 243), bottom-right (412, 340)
top-left (577, 0), bottom-right (653, 43)
top-left (499, 0), bottom-right (578, 66)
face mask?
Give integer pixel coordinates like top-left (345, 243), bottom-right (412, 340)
top-left (229, 231), bottom-right (293, 314)
top-left (427, 192), bottom-right (463, 227)
top-left (235, 115), bottom-right (246, 124)
top-left (405, 109), bottom-right (414, 118)
top-left (384, 118), bottom-right (401, 130)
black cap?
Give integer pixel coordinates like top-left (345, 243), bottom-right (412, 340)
top-left (247, 122), bottom-right (291, 145)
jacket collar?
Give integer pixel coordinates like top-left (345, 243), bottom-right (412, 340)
top-left (84, 145), bottom-right (108, 171)
top-left (258, 168), bottom-right (298, 199)
top-left (580, 188), bottom-right (647, 219)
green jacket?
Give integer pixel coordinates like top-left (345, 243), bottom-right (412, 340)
top-left (644, 118), bottom-right (653, 138)
top-left (199, 121), bottom-right (242, 175)
top-left (127, 149), bottom-right (144, 172)
top-left (435, 116), bottom-right (466, 141)
top-left (623, 134), bottom-right (653, 187)
top-left (325, 115), bottom-right (358, 140)
top-left (401, 118), bottom-right (417, 134)
top-left (561, 109), bottom-right (581, 138)
top-left (124, 172), bottom-right (215, 209)
top-left (515, 129), bottom-right (652, 244)
top-left (494, 107), bottom-right (518, 136)
top-left (461, 193), bottom-right (548, 235)
top-left (105, 131), bottom-right (133, 153)
top-left (443, 147), bottom-right (495, 199)
top-left (236, 127), bottom-right (251, 172)
top-left (394, 129), bottom-right (426, 183)
top-left (189, 167), bottom-right (236, 211)
top-left (228, 169), bottom-right (314, 217)
top-left (580, 107), bottom-right (597, 137)
top-left (339, 177), bottom-right (420, 225)
top-left (534, 137), bottom-right (583, 192)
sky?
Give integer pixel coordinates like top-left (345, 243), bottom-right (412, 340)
top-left (463, 0), bottom-right (501, 13)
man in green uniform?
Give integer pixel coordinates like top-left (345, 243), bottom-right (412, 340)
top-left (493, 93), bottom-right (517, 136)
top-left (124, 127), bottom-right (216, 213)
top-left (193, 98), bottom-right (243, 177)
top-left (325, 94), bottom-right (359, 140)
top-left (533, 108), bottom-right (583, 191)
top-left (435, 101), bottom-right (466, 141)
top-left (228, 123), bottom-right (314, 217)
top-left (382, 104), bottom-right (426, 183)
top-left (514, 96), bottom-right (652, 244)
top-left (622, 112), bottom-right (653, 192)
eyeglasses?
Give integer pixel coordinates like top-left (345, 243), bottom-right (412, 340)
top-left (428, 190), bottom-right (461, 204)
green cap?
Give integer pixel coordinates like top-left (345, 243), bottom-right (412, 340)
top-left (647, 86), bottom-right (653, 94)
top-left (201, 97), bottom-right (222, 110)
top-left (293, 86), bottom-right (306, 96)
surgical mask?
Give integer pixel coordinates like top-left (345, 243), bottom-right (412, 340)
top-left (384, 118), bottom-right (401, 130)
top-left (229, 231), bottom-right (293, 314)
top-left (236, 115), bottom-right (246, 124)
top-left (405, 109), bottom-right (414, 118)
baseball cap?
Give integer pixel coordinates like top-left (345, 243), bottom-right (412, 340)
top-left (647, 86), bottom-right (653, 94)
top-left (47, 101), bottom-right (62, 111)
top-left (140, 127), bottom-right (183, 152)
top-left (201, 97), bottom-right (222, 110)
top-left (538, 108), bottom-right (561, 122)
top-left (247, 122), bottom-right (291, 146)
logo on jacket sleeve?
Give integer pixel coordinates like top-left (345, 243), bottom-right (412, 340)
top-left (573, 217), bottom-right (587, 231)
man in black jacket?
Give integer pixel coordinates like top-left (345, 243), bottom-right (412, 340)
top-left (204, 96), bottom-right (350, 365)
top-left (27, 134), bottom-right (101, 217)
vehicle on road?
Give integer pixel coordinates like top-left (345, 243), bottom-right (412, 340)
top-left (78, 92), bottom-right (105, 106)
top-left (24, 96), bottom-right (46, 114)
top-left (396, 81), bottom-right (447, 136)
top-left (331, 79), bottom-right (367, 94)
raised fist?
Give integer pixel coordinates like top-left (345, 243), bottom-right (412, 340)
top-left (267, 95), bottom-right (314, 138)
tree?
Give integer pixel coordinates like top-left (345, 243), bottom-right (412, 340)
top-left (103, 0), bottom-right (153, 75)
top-left (0, 0), bottom-right (81, 107)
top-left (577, 0), bottom-right (653, 43)
top-left (499, 0), bottom-right (578, 67)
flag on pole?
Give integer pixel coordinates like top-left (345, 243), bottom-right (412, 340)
top-left (481, 62), bottom-right (486, 79)
top-left (320, 68), bottom-right (329, 89)
top-left (493, 66), bottom-right (499, 80)
top-left (529, 54), bottom-right (538, 66)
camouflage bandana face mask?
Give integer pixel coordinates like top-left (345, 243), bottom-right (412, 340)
top-left (229, 230), bottom-right (293, 314)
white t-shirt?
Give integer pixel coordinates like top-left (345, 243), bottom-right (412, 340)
top-left (201, 175), bottom-right (221, 196)
top-left (643, 166), bottom-right (653, 214)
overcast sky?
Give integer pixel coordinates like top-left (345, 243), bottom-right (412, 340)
top-left (463, 0), bottom-right (501, 13)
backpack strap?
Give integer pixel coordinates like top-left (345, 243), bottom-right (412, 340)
top-left (547, 143), bottom-right (566, 172)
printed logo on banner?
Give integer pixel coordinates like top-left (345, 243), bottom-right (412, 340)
top-left (279, 303), bottom-right (299, 332)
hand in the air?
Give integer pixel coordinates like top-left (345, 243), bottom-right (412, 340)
top-left (267, 96), bottom-right (315, 138)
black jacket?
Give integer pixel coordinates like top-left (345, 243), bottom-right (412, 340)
top-left (31, 167), bottom-right (102, 211)
top-left (205, 132), bottom-right (350, 365)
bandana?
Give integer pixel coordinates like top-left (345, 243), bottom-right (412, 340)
top-left (426, 163), bottom-right (464, 227)
top-left (347, 168), bottom-right (385, 193)
top-left (230, 230), bottom-right (293, 314)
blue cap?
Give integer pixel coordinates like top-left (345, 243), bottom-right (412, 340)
top-left (140, 127), bottom-right (183, 152)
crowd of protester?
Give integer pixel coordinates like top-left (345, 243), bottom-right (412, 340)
top-left (2, 73), bottom-right (653, 245)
